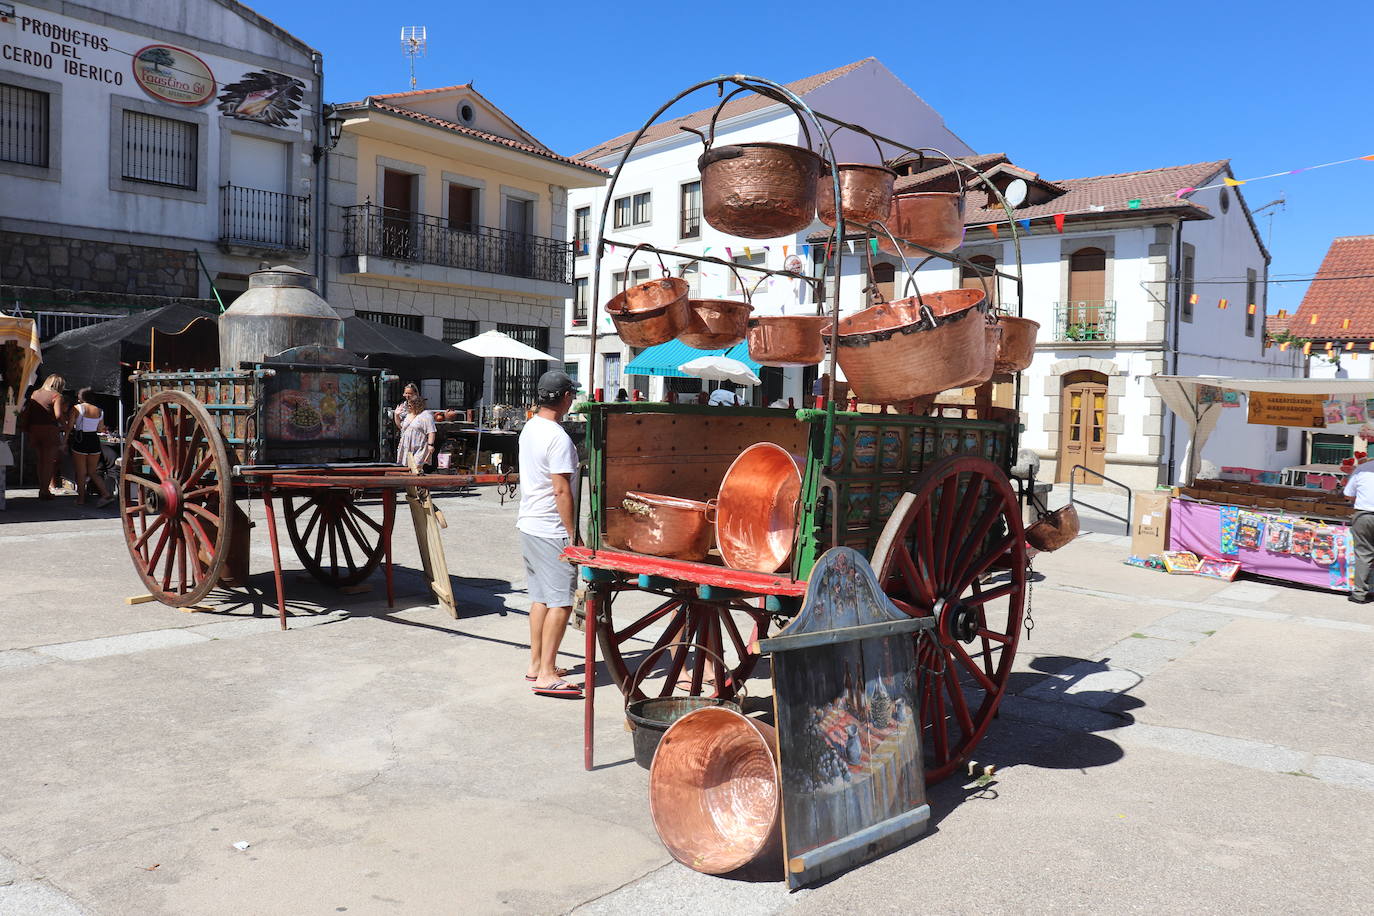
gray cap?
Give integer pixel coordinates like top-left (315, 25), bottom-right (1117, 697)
top-left (536, 369), bottom-right (581, 399)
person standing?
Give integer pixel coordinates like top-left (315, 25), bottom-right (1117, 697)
top-left (68, 388), bottom-right (114, 508)
top-left (19, 374), bottom-right (67, 500)
top-left (395, 389), bottom-right (436, 473)
top-left (517, 369), bottom-right (582, 697)
top-left (1344, 456), bottom-right (1374, 603)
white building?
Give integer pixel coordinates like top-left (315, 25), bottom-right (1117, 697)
top-left (815, 154), bottom-right (1302, 489)
top-left (562, 58), bottom-right (973, 403)
top-left (1, 0), bottom-right (325, 333)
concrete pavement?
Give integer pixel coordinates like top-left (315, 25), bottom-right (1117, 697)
top-left (1, 487), bottom-right (1371, 914)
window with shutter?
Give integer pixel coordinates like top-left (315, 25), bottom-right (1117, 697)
top-left (0, 83), bottom-right (49, 167)
top-left (122, 110), bottom-right (197, 189)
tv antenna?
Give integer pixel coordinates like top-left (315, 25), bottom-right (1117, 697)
top-left (1252, 194), bottom-right (1286, 250)
top-left (400, 26), bottom-right (427, 89)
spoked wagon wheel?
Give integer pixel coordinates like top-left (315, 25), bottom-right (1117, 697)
top-left (120, 390), bottom-right (233, 607)
top-left (871, 455), bottom-right (1027, 784)
top-left (596, 587), bottom-right (770, 702)
top-left (281, 490), bottom-right (385, 587)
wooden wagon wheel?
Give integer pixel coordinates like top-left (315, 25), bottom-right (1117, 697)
top-left (281, 490), bottom-right (385, 587)
top-left (596, 586), bottom-right (771, 702)
top-left (871, 455), bottom-right (1026, 783)
top-left (120, 390), bottom-right (233, 607)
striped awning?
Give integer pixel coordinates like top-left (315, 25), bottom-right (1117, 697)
top-left (624, 340), bottom-right (761, 378)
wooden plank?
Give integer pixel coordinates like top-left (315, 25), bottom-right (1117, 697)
top-left (757, 616), bottom-right (932, 654)
top-left (124, 594), bottom-right (157, 605)
top-left (406, 487), bottom-right (456, 617)
top-left (563, 545), bottom-right (807, 596)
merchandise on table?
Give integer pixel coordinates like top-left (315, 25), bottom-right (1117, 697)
top-left (1311, 527), bottom-right (1336, 566)
top-left (1195, 556), bottom-right (1241, 581)
top-left (1218, 505), bottom-right (1240, 555)
top-left (1291, 523), bottom-right (1314, 558)
top-left (1161, 550), bottom-right (1201, 574)
top-left (1264, 517), bottom-right (1294, 554)
top-left (1236, 511), bottom-right (1264, 550)
top-left (1124, 554), bottom-right (1168, 572)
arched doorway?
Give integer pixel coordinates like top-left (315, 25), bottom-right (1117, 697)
top-left (1058, 369), bottom-right (1108, 481)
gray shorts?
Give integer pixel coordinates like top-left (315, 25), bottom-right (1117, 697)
top-left (520, 532), bottom-right (576, 608)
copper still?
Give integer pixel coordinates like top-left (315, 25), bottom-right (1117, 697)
top-left (218, 265), bottom-right (344, 368)
top-left (714, 443), bottom-right (803, 573)
top-left (649, 706), bottom-right (781, 875)
top-left (612, 491), bottom-right (715, 561)
top-left (747, 315), bottom-right (829, 367)
top-left (993, 315), bottom-right (1040, 374)
top-left (604, 249), bottom-right (691, 348)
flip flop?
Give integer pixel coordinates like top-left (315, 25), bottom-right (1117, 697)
top-left (525, 667), bottom-right (570, 682)
top-left (532, 679), bottom-right (582, 697)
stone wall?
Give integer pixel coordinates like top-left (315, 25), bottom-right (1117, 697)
top-left (0, 231), bottom-right (198, 298)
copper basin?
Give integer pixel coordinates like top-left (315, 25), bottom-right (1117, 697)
top-left (816, 163), bottom-right (897, 227)
top-left (649, 706), bottom-right (781, 875)
top-left (616, 491), bottom-right (714, 561)
top-left (699, 143), bottom-right (823, 239)
top-left (1026, 504), bottom-right (1079, 552)
top-left (881, 191), bottom-right (965, 253)
top-left (715, 443), bottom-right (803, 573)
top-left (747, 315), bottom-right (829, 367)
top-left (605, 277), bottom-right (691, 348)
top-left (994, 316), bottom-right (1039, 374)
top-left (680, 299), bottom-right (753, 350)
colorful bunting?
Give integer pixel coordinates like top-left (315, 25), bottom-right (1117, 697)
top-left (1303, 341), bottom-right (1312, 355)
top-left (989, 224), bottom-right (999, 239)
top-left (1176, 188), bottom-right (1195, 199)
top-left (869, 238), bottom-right (879, 254)
top-left (1223, 177), bottom-right (1245, 187)
top-left (1019, 219), bottom-right (1031, 232)
top-left (743, 246), bottom-right (752, 259)
top-left (1189, 293), bottom-right (1199, 306)
top-left (1053, 213), bottom-right (1066, 233)
top-left (1218, 298), bottom-right (1229, 310)
top-left (1247, 303), bottom-right (1257, 315)
top-left (1347, 342), bottom-right (1355, 351)
top-left (1310, 314), bottom-right (1319, 325)
top-left (1343, 318), bottom-right (1352, 329)
top-left (1127, 198), bottom-right (1142, 209)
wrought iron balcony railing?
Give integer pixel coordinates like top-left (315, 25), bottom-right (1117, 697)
top-left (342, 203), bottom-right (573, 285)
top-left (220, 184), bottom-right (311, 251)
top-left (1053, 300), bottom-right (1116, 342)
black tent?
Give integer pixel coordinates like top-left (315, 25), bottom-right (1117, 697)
top-left (342, 316), bottom-right (483, 386)
top-left (40, 303), bottom-right (217, 395)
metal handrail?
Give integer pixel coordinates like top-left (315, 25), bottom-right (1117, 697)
top-left (1069, 464), bottom-right (1132, 527)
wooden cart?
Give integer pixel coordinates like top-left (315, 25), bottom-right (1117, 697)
top-left (121, 356), bottom-right (514, 627)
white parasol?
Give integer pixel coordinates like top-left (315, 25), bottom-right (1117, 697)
top-left (678, 356), bottom-right (762, 386)
top-left (452, 329), bottom-right (559, 362)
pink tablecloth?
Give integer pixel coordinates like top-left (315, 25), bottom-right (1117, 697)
top-left (1167, 499), bottom-right (1349, 592)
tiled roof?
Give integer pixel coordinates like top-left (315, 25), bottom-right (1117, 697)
top-left (1290, 236), bottom-right (1374, 340)
top-left (891, 153), bottom-right (1016, 192)
top-left (369, 84), bottom-right (471, 100)
top-left (1265, 314), bottom-right (1292, 339)
top-left (344, 100), bottom-right (608, 175)
top-left (574, 59), bottom-right (874, 162)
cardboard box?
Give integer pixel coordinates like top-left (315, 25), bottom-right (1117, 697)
top-left (1132, 489), bottom-right (1172, 556)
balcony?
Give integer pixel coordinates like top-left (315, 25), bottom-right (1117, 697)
top-left (1053, 300), bottom-right (1116, 342)
top-left (342, 203), bottom-right (573, 286)
top-left (219, 184), bottom-right (311, 252)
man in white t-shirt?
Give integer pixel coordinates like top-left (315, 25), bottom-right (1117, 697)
top-left (517, 369), bottom-right (582, 696)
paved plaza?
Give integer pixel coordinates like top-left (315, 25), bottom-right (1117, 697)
top-left (1, 487), bottom-right (1371, 915)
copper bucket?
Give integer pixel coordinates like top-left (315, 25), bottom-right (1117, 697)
top-left (714, 443), bottom-right (803, 573)
top-left (825, 288), bottom-right (988, 404)
top-left (816, 126), bottom-right (896, 228)
top-left (747, 315), bottom-right (829, 367)
top-left (649, 706), bottom-right (781, 875)
top-left (626, 643), bottom-right (741, 769)
top-left (879, 151), bottom-right (967, 254)
top-left (1026, 504), bottom-right (1079, 552)
top-left (679, 264), bottom-right (754, 350)
top-left (960, 320), bottom-right (1001, 388)
top-left (617, 491), bottom-right (715, 561)
top-left (604, 245), bottom-right (690, 348)
top-left (691, 97), bottom-right (822, 239)
top-left (994, 315), bottom-right (1040, 374)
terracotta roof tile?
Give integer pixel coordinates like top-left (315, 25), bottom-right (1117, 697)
top-left (1290, 236), bottom-right (1374, 340)
top-left (1265, 314), bottom-right (1292, 339)
top-left (574, 59), bottom-right (874, 162)
top-left (347, 101), bottom-right (608, 175)
top-left (369, 84), bottom-right (471, 100)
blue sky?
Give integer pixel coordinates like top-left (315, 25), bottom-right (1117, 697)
top-left (253, 0), bottom-right (1373, 315)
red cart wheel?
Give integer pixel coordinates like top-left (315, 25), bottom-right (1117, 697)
top-left (281, 490), bottom-right (385, 587)
top-left (120, 390), bottom-right (233, 607)
top-left (871, 455), bottom-right (1026, 784)
top-left (597, 593), bottom-right (770, 701)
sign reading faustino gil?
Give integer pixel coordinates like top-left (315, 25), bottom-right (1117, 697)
top-left (132, 43), bottom-right (215, 106)
top-left (1247, 391), bottom-right (1327, 428)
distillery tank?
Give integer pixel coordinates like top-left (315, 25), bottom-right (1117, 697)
top-left (218, 265), bottom-right (345, 368)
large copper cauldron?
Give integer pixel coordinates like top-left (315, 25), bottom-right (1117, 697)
top-left (994, 315), bottom-right (1040, 374)
top-left (747, 315), bottom-right (829, 367)
top-left (715, 443), bottom-right (803, 573)
top-left (817, 164), bottom-right (896, 228)
top-left (615, 491), bottom-right (714, 561)
top-left (679, 264), bottom-right (753, 350)
top-left (881, 191), bottom-right (966, 253)
top-left (649, 706), bottom-right (781, 875)
top-left (605, 245), bottom-right (690, 348)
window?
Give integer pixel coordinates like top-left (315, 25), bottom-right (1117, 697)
top-left (572, 276), bottom-right (590, 324)
top-left (603, 353), bottom-right (622, 392)
top-left (961, 256), bottom-right (997, 306)
top-left (122, 110), bottom-right (197, 189)
top-left (357, 310), bottom-right (423, 333)
top-left (573, 206), bottom-right (591, 256)
top-left (679, 262), bottom-right (701, 297)
top-left (612, 268), bottom-right (651, 294)
top-left (1245, 268), bottom-right (1257, 337)
top-left (442, 318), bottom-right (477, 343)
top-left (448, 184), bottom-right (478, 231)
top-left (442, 379), bottom-right (478, 410)
top-left (731, 251), bottom-right (766, 294)
top-left (871, 262), bottom-right (896, 303)
top-left (613, 191), bottom-right (651, 228)
top-left (1276, 425), bottom-right (1289, 452)
top-left (680, 181), bottom-right (701, 239)
top-left (493, 323), bottom-right (549, 405)
top-left (0, 83), bottom-right (49, 167)
top-left (1180, 252), bottom-right (1195, 322)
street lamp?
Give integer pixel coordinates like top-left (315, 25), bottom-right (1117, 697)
top-left (313, 105), bottom-right (345, 162)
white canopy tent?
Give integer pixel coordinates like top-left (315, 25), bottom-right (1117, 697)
top-left (1150, 375), bottom-right (1374, 485)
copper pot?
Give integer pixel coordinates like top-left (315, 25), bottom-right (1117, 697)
top-left (817, 163), bottom-right (897, 228)
top-left (605, 276), bottom-right (690, 348)
top-left (618, 491), bottom-right (714, 561)
top-left (960, 321), bottom-right (1000, 388)
top-left (649, 706), bottom-right (781, 876)
top-left (994, 315), bottom-right (1039, 374)
top-left (747, 315), bottom-right (829, 367)
top-left (1026, 504), bottom-right (1079, 552)
top-left (715, 443), bottom-right (803, 573)
top-left (882, 191), bottom-right (965, 253)
top-left (680, 270), bottom-right (755, 351)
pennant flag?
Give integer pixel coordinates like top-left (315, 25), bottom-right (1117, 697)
top-left (1089, 205), bottom-right (1106, 212)
top-left (847, 240), bottom-right (856, 253)
top-left (1019, 219), bottom-right (1032, 232)
top-left (1347, 342), bottom-right (1355, 351)
top-left (1189, 293), bottom-right (1199, 305)
top-left (1343, 318), bottom-right (1352, 329)
top-left (608, 243), bottom-right (616, 253)
top-left (725, 247), bottom-right (733, 259)
top-left (1278, 309), bottom-right (1287, 318)
top-left (1247, 303), bottom-right (1257, 315)
top-left (1176, 187), bottom-right (1195, 198)
top-left (763, 246), bottom-right (771, 252)
top-left (704, 247), bottom-right (712, 254)
top-left (1310, 314), bottom-right (1319, 325)
top-left (1325, 341), bottom-right (1334, 350)
top-left (1368, 342), bottom-right (1374, 351)
top-left (1128, 198), bottom-right (1142, 210)
top-left (1363, 155), bottom-right (1374, 161)
top-left (782, 245), bottom-right (789, 257)
top-left (1303, 341), bottom-right (1312, 355)
top-left (990, 224), bottom-right (999, 239)
top-left (869, 238), bottom-right (879, 254)
top-left (743, 246), bottom-right (752, 259)
top-left (1279, 341), bottom-right (1290, 351)
top-left (1053, 213), bottom-right (1066, 233)
top-left (1218, 298), bottom-right (1228, 310)
top-left (1223, 177), bottom-right (1245, 187)
top-left (1289, 169), bottom-right (1305, 175)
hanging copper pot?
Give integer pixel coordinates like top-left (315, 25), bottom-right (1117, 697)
top-left (747, 315), bottom-right (829, 367)
top-left (816, 125), bottom-right (896, 228)
top-left (714, 443), bottom-right (804, 573)
top-left (649, 706), bottom-right (781, 876)
top-left (879, 150), bottom-right (967, 254)
top-left (604, 244), bottom-right (690, 348)
top-left (679, 263), bottom-right (754, 350)
top-left (690, 95), bottom-right (823, 239)
top-left (994, 315), bottom-right (1040, 374)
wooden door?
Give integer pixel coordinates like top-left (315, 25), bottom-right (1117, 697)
top-left (382, 169), bottom-right (415, 259)
top-left (1058, 375), bottom-right (1107, 482)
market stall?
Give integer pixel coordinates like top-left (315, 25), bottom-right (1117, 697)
top-left (1148, 375), bottom-right (1371, 592)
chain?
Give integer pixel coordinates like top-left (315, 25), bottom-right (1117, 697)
top-left (916, 627), bottom-right (947, 685)
top-left (1023, 559), bottom-right (1035, 640)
